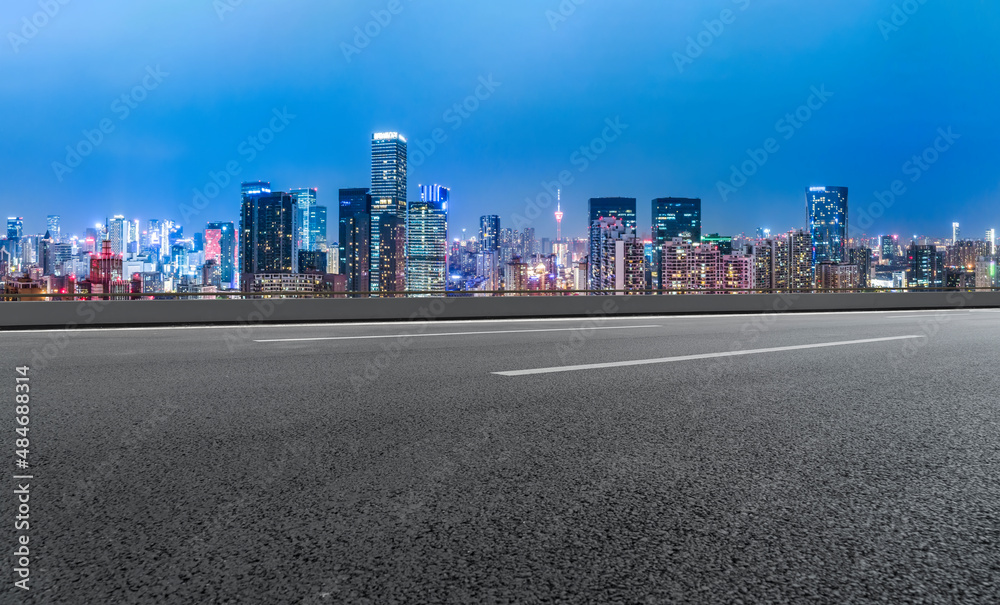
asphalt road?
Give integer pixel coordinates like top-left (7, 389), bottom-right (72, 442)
top-left (2, 310), bottom-right (1000, 603)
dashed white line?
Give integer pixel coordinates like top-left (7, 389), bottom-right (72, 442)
top-left (493, 335), bottom-right (925, 377)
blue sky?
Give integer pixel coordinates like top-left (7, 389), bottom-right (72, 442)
top-left (3, 0), bottom-right (998, 241)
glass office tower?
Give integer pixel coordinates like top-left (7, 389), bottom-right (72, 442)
top-left (339, 188), bottom-right (371, 294)
top-left (406, 187), bottom-right (449, 295)
top-left (370, 132), bottom-right (407, 294)
top-left (807, 186), bottom-right (848, 265)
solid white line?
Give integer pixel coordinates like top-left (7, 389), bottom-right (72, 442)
top-left (493, 335), bottom-right (925, 377)
top-left (886, 314), bottom-right (968, 319)
top-left (254, 324), bottom-right (662, 343)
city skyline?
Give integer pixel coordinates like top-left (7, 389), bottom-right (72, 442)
top-left (3, 1), bottom-right (999, 240)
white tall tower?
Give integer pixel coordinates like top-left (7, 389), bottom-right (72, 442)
top-left (952, 222), bottom-right (961, 244)
top-left (554, 190), bottom-right (564, 242)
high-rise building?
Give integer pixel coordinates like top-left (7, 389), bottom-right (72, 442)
top-left (480, 215), bottom-right (500, 252)
top-left (807, 186), bottom-right (848, 265)
top-left (290, 187), bottom-right (318, 252)
top-left (46, 215), bottom-right (61, 243)
top-left (880, 235), bottom-right (897, 263)
top-left (651, 197), bottom-right (701, 289)
top-left (239, 182), bottom-right (296, 275)
top-left (370, 132), bottom-right (407, 294)
top-left (908, 244), bottom-right (944, 288)
top-left (652, 198), bottom-right (702, 243)
top-left (952, 222), bottom-right (961, 244)
top-left (588, 197), bottom-right (636, 289)
top-left (817, 263), bottom-right (861, 291)
top-left (339, 188), bottom-right (371, 294)
top-left (594, 217), bottom-right (644, 294)
top-left (555, 191), bottom-right (564, 242)
top-left (747, 240), bottom-right (776, 291)
top-left (7, 217), bottom-right (24, 241)
top-left (205, 222), bottom-right (236, 288)
top-left (848, 247), bottom-right (873, 288)
top-left (788, 229), bottom-right (814, 290)
top-left (406, 193), bottom-right (449, 295)
top-left (108, 215), bottom-right (127, 257)
top-left (987, 229), bottom-right (996, 256)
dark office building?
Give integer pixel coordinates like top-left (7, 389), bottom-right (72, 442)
top-left (908, 244), bottom-right (944, 289)
top-left (807, 186), bottom-right (848, 264)
top-left (651, 197), bottom-right (701, 289)
top-left (588, 197), bottom-right (637, 290)
top-left (239, 182), bottom-right (296, 275)
top-left (848, 247), bottom-right (873, 289)
top-left (339, 188), bottom-right (371, 294)
top-left (480, 215), bottom-right (500, 252)
top-left (880, 235), bottom-right (897, 263)
top-left (298, 250), bottom-right (327, 274)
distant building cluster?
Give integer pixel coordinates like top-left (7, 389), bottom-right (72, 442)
top-left (2, 132), bottom-right (998, 299)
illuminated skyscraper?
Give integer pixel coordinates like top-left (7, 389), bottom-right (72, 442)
top-left (588, 197), bottom-right (636, 289)
top-left (239, 182), bottom-right (296, 276)
top-left (46, 215), bottom-right (61, 243)
top-left (370, 132), bottom-right (407, 294)
top-left (908, 244), bottom-right (944, 288)
top-left (205, 221), bottom-right (236, 288)
top-left (952, 222), bottom-right (961, 244)
top-left (987, 229), bottom-right (996, 256)
top-left (339, 188), bottom-right (371, 294)
top-left (880, 235), bottom-right (898, 263)
top-left (108, 215), bottom-right (127, 257)
top-left (807, 186), bottom-right (848, 265)
top-left (406, 189), bottom-right (449, 295)
top-left (480, 215), bottom-right (500, 252)
top-left (7, 217), bottom-right (23, 241)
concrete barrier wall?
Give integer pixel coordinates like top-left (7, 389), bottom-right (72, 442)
top-left (1, 292), bottom-right (998, 330)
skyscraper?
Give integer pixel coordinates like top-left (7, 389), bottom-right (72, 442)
top-left (588, 197), bottom-right (636, 289)
top-left (987, 229), bottom-right (996, 256)
top-left (339, 188), bottom-right (371, 294)
top-left (880, 235), bottom-right (897, 263)
top-left (239, 182), bottom-right (296, 275)
top-left (406, 190), bottom-right (449, 295)
top-left (108, 215), bottom-right (127, 257)
top-left (650, 198), bottom-right (701, 290)
top-left (952, 222), bottom-right (961, 244)
top-left (290, 187), bottom-right (318, 252)
top-left (7, 217), bottom-right (24, 241)
top-left (807, 186), bottom-right (848, 265)
top-left (480, 215), bottom-right (500, 252)
top-left (848, 247), bottom-right (873, 288)
top-left (370, 132), bottom-right (407, 294)
top-left (908, 244), bottom-right (944, 288)
top-left (46, 215), bottom-right (61, 243)
top-left (652, 198), bottom-right (702, 243)
top-left (205, 221), bottom-right (236, 288)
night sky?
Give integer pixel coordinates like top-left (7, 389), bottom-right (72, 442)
top-left (3, 0), bottom-right (998, 241)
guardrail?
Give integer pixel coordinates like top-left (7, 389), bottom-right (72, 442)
top-left (3, 287), bottom-right (1000, 300)
top-left (0, 290), bottom-right (997, 330)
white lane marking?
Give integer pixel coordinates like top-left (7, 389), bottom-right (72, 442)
top-left (254, 324), bottom-right (662, 343)
top-left (887, 313), bottom-right (969, 319)
top-left (493, 335), bottom-right (925, 377)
